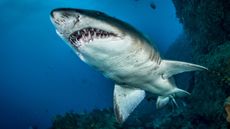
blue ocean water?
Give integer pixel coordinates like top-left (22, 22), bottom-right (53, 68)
top-left (0, 0), bottom-right (182, 129)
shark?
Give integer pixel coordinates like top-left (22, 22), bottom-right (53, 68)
top-left (50, 8), bottom-right (208, 123)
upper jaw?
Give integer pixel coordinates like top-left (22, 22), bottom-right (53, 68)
top-left (68, 26), bottom-right (122, 49)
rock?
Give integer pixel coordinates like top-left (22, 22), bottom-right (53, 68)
top-left (224, 96), bottom-right (230, 123)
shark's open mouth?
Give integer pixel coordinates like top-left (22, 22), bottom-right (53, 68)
top-left (69, 27), bottom-right (117, 48)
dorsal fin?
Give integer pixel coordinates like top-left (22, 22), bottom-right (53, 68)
top-left (160, 60), bottom-right (208, 79)
top-left (113, 84), bottom-right (145, 124)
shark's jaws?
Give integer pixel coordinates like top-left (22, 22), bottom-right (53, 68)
top-left (50, 8), bottom-right (208, 124)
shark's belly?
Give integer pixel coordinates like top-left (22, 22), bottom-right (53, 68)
top-left (101, 54), bottom-right (175, 96)
top-left (99, 48), bottom-right (161, 86)
top-left (103, 59), bottom-right (156, 84)
top-left (79, 42), bottom-right (174, 95)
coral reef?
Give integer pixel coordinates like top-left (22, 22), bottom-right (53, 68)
top-left (49, 108), bottom-right (157, 129)
top-left (49, 108), bottom-right (120, 129)
top-left (172, 0), bottom-right (230, 54)
top-left (154, 0), bottom-right (230, 128)
top-left (153, 45), bottom-right (230, 127)
top-left (225, 96), bottom-right (230, 123)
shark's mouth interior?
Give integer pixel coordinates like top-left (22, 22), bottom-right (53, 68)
top-left (69, 27), bottom-right (117, 48)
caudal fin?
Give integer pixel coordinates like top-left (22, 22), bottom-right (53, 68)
top-left (159, 60), bottom-right (208, 79)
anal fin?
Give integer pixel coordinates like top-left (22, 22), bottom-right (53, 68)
top-left (156, 96), bottom-right (170, 109)
top-left (113, 84), bottom-right (145, 124)
top-left (156, 88), bottom-right (191, 109)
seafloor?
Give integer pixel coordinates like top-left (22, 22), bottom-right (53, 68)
top-left (49, 0), bottom-right (230, 128)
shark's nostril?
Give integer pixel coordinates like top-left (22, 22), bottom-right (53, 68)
top-left (72, 14), bottom-right (80, 26)
top-left (76, 15), bottom-right (80, 22)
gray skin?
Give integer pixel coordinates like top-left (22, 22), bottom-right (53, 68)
top-left (50, 8), bottom-right (207, 123)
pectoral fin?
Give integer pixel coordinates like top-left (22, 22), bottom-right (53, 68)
top-left (113, 84), bottom-right (145, 124)
top-left (160, 60), bottom-right (208, 79)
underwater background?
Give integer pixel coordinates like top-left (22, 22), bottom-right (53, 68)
top-left (0, 0), bottom-right (230, 129)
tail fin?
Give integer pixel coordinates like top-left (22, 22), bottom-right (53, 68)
top-left (160, 60), bottom-right (208, 79)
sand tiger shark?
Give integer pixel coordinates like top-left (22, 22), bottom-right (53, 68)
top-left (50, 8), bottom-right (207, 123)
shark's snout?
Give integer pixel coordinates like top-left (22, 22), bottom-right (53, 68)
top-left (50, 8), bottom-right (80, 26)
top-left (51, 8), bottom-right (74, 18)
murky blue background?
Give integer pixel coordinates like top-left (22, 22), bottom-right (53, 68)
top-left (0, 0), bottom-right (182, 129)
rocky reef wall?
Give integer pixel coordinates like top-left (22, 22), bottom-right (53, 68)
top-left (156, 0), bottom-right (230, 128)
top-left (172, 0), bottom-right (230, 54)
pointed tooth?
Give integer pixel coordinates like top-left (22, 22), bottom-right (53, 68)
top-left (96, 33), bottom-right (100, 37)
top-left (85, 32), bottom-right (88, 37)
top-left (85, 35), bottom-right (89, 42)
top-left (80, 30), bottom-right (84, 35)
top-left (87, 31), bottom-right (90, 36)
top-left (77, 35), bottom-right (81, 41)
top-left (90, 30), bottom-right (94, 35)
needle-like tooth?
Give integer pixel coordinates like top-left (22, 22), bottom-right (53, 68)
top-left (83, 36), bottom-right (87, 42)
top-left (80, 30), bottom-right (84, 36)
top-left (93, 32), bottom-right (96, 38)
top-left (87, 31), bottom-right (91, 41)
top-left (85, 32), bottom-right (88, 37)
top-left (96, 33), bottom-right (100, 37)
top-left (77, 35), bottom-right (81, 41)
top-left (90, 30), bottom-right (94, 35)
top-left (85, 35), bottom-right (89, 43)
